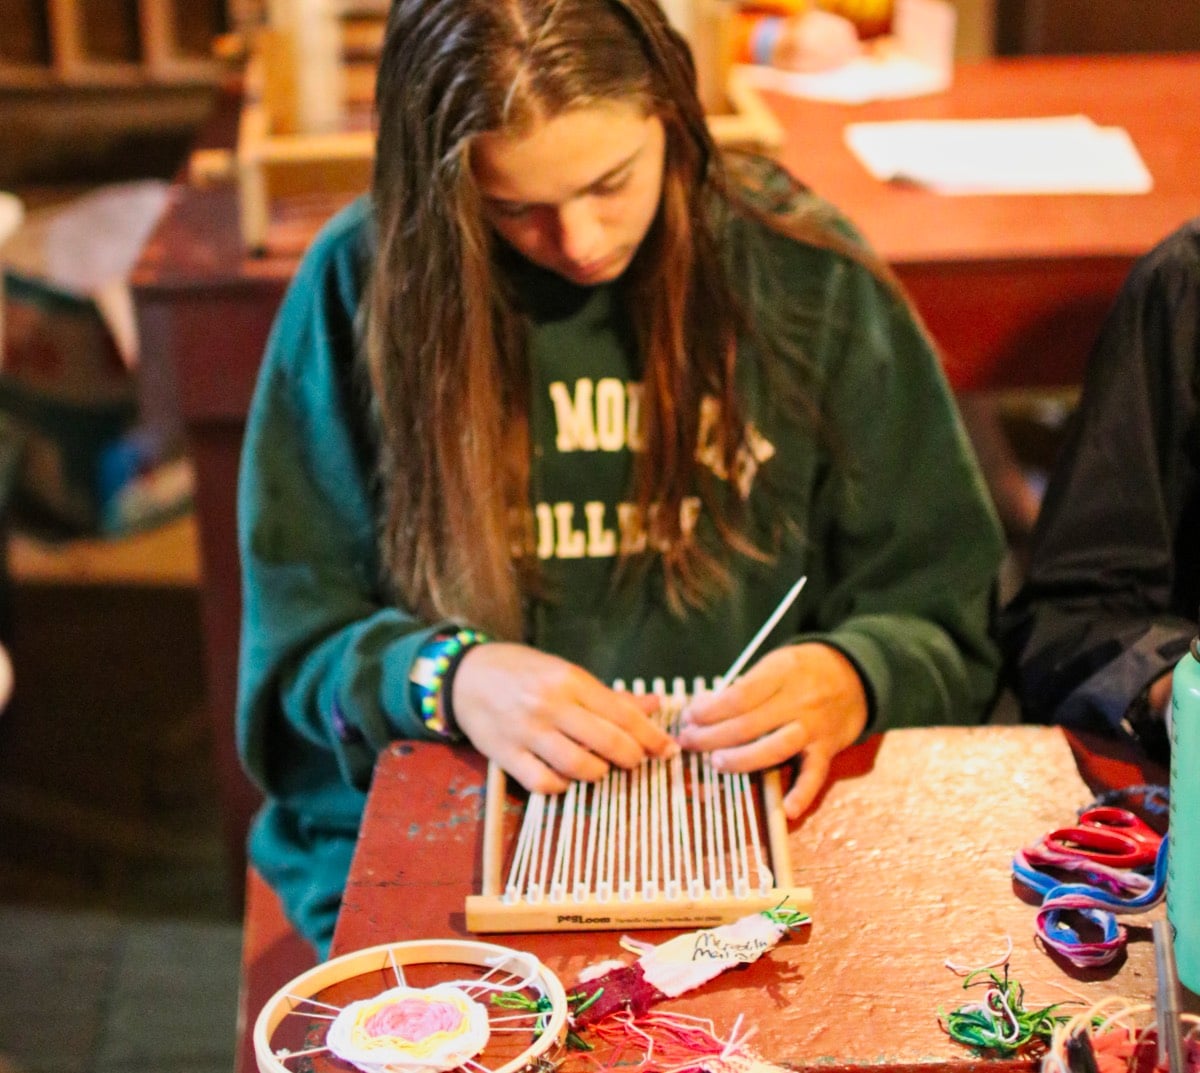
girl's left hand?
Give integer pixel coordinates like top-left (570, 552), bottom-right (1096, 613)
top-left (676, 643), bottom-right (868, 820)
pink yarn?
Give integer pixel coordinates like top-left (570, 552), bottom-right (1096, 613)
top-left (586, 1010), bottom-right (743, 1072)
top-left (363, 998), bottom-right (465, 1041)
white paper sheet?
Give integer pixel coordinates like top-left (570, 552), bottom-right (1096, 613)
top-left (843, 114), bottom-right (1153, 195)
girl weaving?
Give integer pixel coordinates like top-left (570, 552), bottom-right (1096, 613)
top-left (237, 0), bottom-right (1003, 956)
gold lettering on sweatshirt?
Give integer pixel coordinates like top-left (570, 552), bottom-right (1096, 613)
top-left (553, 502), bottom-right (587, 559)
top-left (549, 381), bottom-right (772, 495)
top-left (549, 378), bottom-right (645, 452)
top-left (583, 501), bottom-right (617, 557)
top-left (533, 502), bottom-right (555, 559)
top-left (525, 379), bottom-right (774, 563)
top-left (694, 396), bottom-right (776, 498)
top-left (512, 498), bottom-right (703, 560)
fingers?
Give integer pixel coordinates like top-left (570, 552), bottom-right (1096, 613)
top-left (511, 723), bottom-right (831, 822)
top-left (528, 677), bottom-right (673, 774)
top-left (683, 671), bottom-right (778, 728)
top-left (500, 748), bottom-right (572, 797)
top-left (454, 645), bottom-right (677, 783)
top-left (782, 747), bottom-right (832, 820)
top-left (530, 718), bottom-right (615, 782)
top-left (677, 678), bottom-right (788, 754)
top-left (677, 648), bottom-right (797, 749)
top-left (673, 644), bottom-right (867, 819)
top-left (498, 691), bottom-right (672, 792)
top-left (569, 678), bottom-right (677, 761)
top-left (705, 719), bottom-right (808, 774)
top-left (503, 692), bottom-right (673, 791)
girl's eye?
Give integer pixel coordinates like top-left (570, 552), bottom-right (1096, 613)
top-left (593, 173), bottom-right (631, 197)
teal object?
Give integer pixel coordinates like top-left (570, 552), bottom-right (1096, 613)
top-left (1169, 632), bottom-right (1200, 993)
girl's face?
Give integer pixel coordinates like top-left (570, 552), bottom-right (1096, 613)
top-left (471, 101), bottom-right (666, 287)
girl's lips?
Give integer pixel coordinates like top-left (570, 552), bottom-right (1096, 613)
top-left (565, 249), bottom-right (628, 283)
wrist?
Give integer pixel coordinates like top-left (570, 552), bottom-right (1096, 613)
top-left (1124, 675), bottom-right (1172, 764)
top-left (409, 627), bottom-right (490, 742)
top-left (1146, 671), bottom-right (1174, 716)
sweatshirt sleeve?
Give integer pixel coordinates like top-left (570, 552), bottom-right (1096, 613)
top-left (998, 222), bottom-right (1200, 733)
top-left (236, 205), bottom-right (444, 818)
top-left (797, 258), bottom-right (1004, 731)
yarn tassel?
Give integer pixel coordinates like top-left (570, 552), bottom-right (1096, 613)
top-left (585, 1009), bottom-right (791, 1073)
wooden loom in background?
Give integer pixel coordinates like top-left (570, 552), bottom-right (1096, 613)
top-left (466, 676), bottom-right (812, 934)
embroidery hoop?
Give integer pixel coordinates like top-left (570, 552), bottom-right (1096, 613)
top-left (254, 938), bottom-right (569, 1073)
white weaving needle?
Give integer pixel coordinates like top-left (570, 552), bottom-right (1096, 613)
top-left (717, 576), bottom-right (807, 690)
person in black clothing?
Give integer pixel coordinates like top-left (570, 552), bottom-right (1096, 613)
top-left (1000, 217), bottom-right (1200, 761)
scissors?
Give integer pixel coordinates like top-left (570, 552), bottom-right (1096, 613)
top-left (1044, 806), bottom-right (1162, 870)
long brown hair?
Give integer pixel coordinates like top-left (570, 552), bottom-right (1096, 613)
top-left (366, 0), bottom-right (896, 639)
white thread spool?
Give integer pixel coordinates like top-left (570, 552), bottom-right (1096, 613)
top-left (267, 0), bottom-right (346, 133)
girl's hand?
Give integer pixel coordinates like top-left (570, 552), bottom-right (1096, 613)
top-left (677, 643), bottom-right (868, 820)
top-left (1147, 670), bottom-right (1174, 716)
top-left (450, 643), bottom-right (678, 794)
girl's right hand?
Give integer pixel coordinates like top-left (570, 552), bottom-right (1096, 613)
top-left (449, 642), bottom-right (677, 793)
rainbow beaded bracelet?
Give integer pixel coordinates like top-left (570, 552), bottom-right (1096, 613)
top-left (408, 627), bottom-right (490, 741)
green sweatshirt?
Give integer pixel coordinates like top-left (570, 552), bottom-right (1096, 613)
top-left (237, 192), bottom-right (1003, 954)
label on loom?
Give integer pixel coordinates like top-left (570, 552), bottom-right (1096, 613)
top-left (569, 908), bottom-right (806, 1028)
top-left (637, 912), bottom-right (789, 998)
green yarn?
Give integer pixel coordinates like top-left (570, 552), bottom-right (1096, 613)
top-left (763, 900), bottom-right (812, 931)
top-left (942, 967), bottom-right (1072, 1057)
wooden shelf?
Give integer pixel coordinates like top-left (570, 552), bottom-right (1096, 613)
top-left (8, 512), bottom-right (201, 587)
top-left (0, 0), bottom-right (227, 90)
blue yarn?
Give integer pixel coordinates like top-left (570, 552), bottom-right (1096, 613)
top-left (1037, 836), bottom-right (1168, 913)
top-left (1012, 855), bottom-right (1058, 897)
top-left (1014, 834), bottom-right (1168, 964)
top-left (1040, 905), bottom-right (1121, 946)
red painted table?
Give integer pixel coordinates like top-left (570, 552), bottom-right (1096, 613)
top-left (332, 725), bottom-right (1194, 1071)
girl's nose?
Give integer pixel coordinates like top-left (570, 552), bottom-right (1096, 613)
top-left (556, 198), bottom-right (604, 264)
